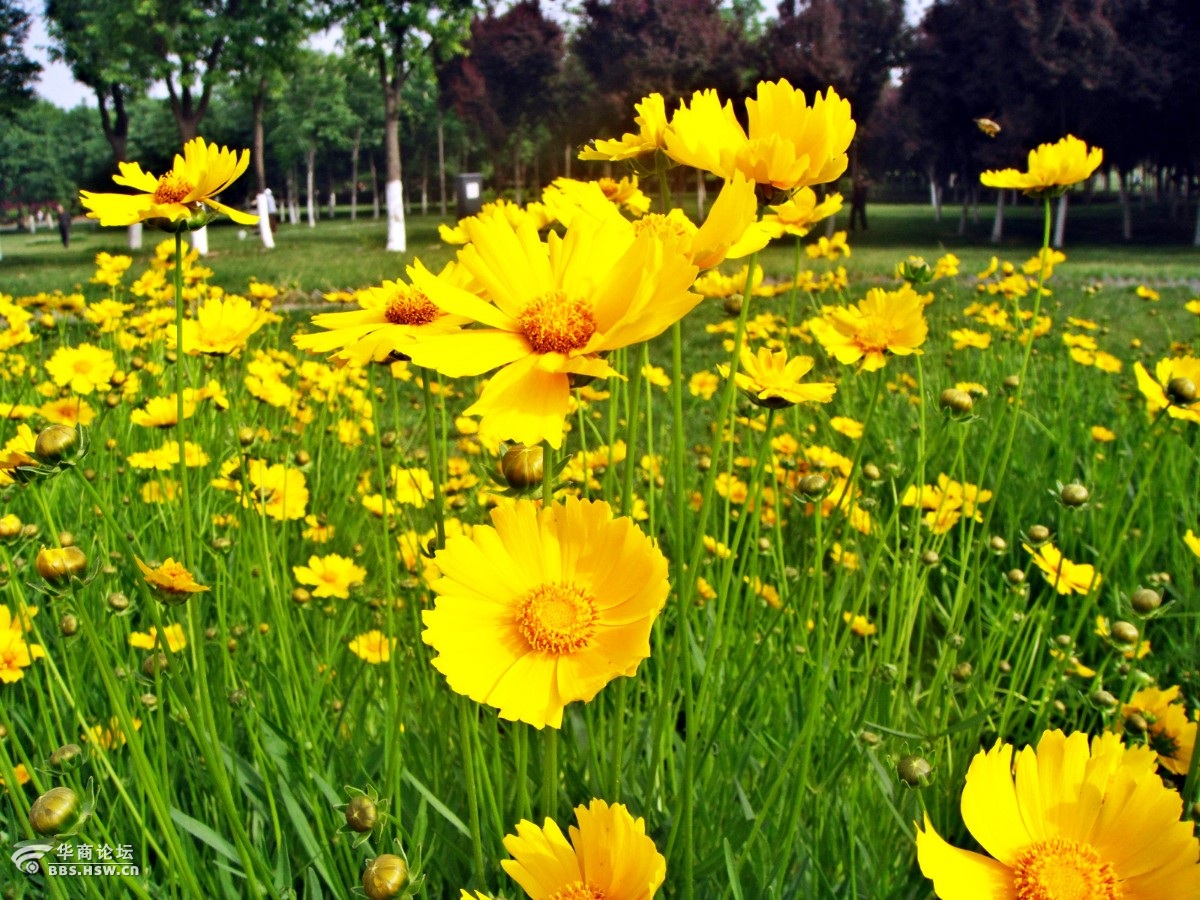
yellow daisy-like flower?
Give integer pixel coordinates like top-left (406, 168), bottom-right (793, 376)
top-left (44, 343), bottom-right (116, 395)
top-left (130, 394), bottom-right (198, 428)
top-left (175, 294), bottom-right (275, 356)
top-left (1117, 685), bottom-right (1198, 777)
top-left (805, 230), bottom-right (851, 261)
top-left (501, 799), bottom-right (666, 900)
top-left (136, 557), bottom-right (210, 599)
top-left (293, 266), bottom-right (471, 366)
top-left (1090, 425), bottom-right (1116, 442)
top-left (1185, 528), bottom-right (1200, 558)
top-left (348, 630), bottom-right (396, 664)
top-left (759, 188), bottom-right (843, 239)
top-left (1023, 542), bottom-right (1100, 595)
top-left (87, 716), bottom-right (141, 750)
top-left (0, 628), bottom-right (41, 683)
top-left (0, 424), bottom-right (37, 486)
top-left (807, 286), bottom-right (929, 372)
top-left (916, 730), bottom-right (1200, 899)
top-left (664, 79), bottom-right (855, 192)
top-left (237, 459), bottom-right (309, 521)
top-left (292, 553), bottom-right (367, 600)
top-left (579, 93), bottom-right (668, 161)
top-left (842, 611), bottom-right (876, 636)
top-left (128, 623), bottom-right (188, 653)
top-left (405, 211), bottom-right (700, 449)
top-left (80, 136), bottom-right (258, 228)
top-left (422, 496), bottom-right (668, 729)
top-left (1133, 357), bottom-right (1200, 424)
top-left (980, 134), bottom-right (1104, 198)
top-left (950, 328), bottom-right (991, 350)
top-left (126, 440), bottom-right (210, 471)
top-left (718, 345), bottom-right (837, 408)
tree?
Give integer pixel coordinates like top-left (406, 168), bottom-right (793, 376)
top-left (573, 0), bottom-right (750, 136)
top-left (333, 0), bottom-right (474, 252)
top-left (445, 1), bottom-right (564, 202)
top-left (0, 0), bottom-right (39, 119)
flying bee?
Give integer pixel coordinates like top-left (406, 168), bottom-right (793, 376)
top-left (975, 117), bottom-right (1001, 138)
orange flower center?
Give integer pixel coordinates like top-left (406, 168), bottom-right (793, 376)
top-left (519, 292), bottom-right (596, 355)
top-left (546, 882), bottom-right (606, 900)
top-left (72, 359), bottom-right (94, 374)
top-left (153, 172), bottom-right (193, 205)
top-left (633, 213), bottom-right (692, 242)
top-left (517, 582), bottom-right (598, 654)
top-left (384, 289), bottom-right (441, 326)
top-left (1012, 838), bottom-right (1121, 900)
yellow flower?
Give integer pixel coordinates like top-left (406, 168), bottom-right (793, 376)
top-left (90, 251), bottom-right (133, 287)
top-left (1135, 284), bottom-right (1160, 302)
top-left (87, 716), bottom-right (141, 750)
top-left (759, 188), bottom-right (843, 238)
top-left (579, 93), bottom-right (668, 161)
top-left (0, 628), bottom-right (41, 683)
top-left (0, 763), bottom-right (31, 789)
top-left (80, 137), bottom-right (258, 228)
top-left (44, 343), bottom-right (116, 395)
top-left (405, 210), bottom-right (700, 449)
top-left (130, 394), bottom-right (197, 428)
top-left (1185, 529), bottom-right (1200, 558)
top-left (128, 623), bottom-right (188, 653)
top-left (501, 799), bottom-right (665, 900)
top-left (294, 267), bottom-right (471, 366)
top-left (176, 294), bottom-right (275, 356)
top-left (689, 370), bottom-right (720, 400)
top-left (805, 230), bottom-right (851, 260)
top-left (842, 611), bottom-right (876, 636)
top-left (1023, 542), bottom-right (1100, 595)
top-left (1118, 685), bottom-right (1197, 777)
top-left (293, 553), bottom-right (367, 599)
top-left (1090, 425), bottom-right (1116, 442)
top-left (916, 730), bottom-right (1200, 899)
top-left (950, 328), bottom-right (991, 350)
top-left (829, 416), bottom-right (863, 439)
top-left (1133, 357), bottom-right (1200, 424)
top-left (807, 286), bottom-right (929, 371)
top-left (348, 630), bottom-right (395, 664)
top-left (422, 497), bottom-right (668, 729)
top-left (0, 423), bottom-right (37, 486)
top-left (980, 134), bottom-right (1103, 198)
top-left (718, 345), bottom-right (837, 408)
top-left (237, 459), bottom-right (309, 521)
top-left (664, 80), bottom-right (855, 192)
top-left (136, 557), bottom-right (210, 598)
top-left (126, 440), bottom-right (210, 471)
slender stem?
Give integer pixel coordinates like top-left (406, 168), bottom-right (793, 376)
top-left (172, 231), bottom-right (195, 570)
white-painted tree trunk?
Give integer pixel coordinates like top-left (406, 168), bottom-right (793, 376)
top-left (190, 226), bottom-right (209, 256)
top-left (328, 192), bottom-right (335, 219)
top-left (306, 150), bottom-right (316, 228)
top-left (128, 223), bottom-right (143, 250)
top-left (929, 177), bottom-right (942, 222)
top-left (1052, 194), bottom-right (1068, 248)
top-left (256, 193), bottom-right (275, 249)
top-left (386, 179), bottom-right (406, 252)
top-left (990, 191), bottom-right (1004, 244)
top-left (1193, 198), bottom-right (1200, 247)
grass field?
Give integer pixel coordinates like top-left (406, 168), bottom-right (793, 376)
top-left (1, 182), bottom-right (1199, 898)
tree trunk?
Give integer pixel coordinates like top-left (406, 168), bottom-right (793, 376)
top-left (929, 170), bottom-right (942, 222)
top-left (1118, 170), bottom-right (1128, 241)
top-left (351, 128), bottom-right (361, 221)
top-left (256, 192), bottom-right (275, 249)
top-left (957, 187), bottom-right (968, 236)
top-left (383, 75), bottom-right (406, 252)
top-left (421, 170), bottom-right (428, 215)
top-left (252, 78), bottom-right (267, 194)
top-left (190, 226), bottom-right (209, 255)
top-left (1052, 193), bottom-right (1068, 248)
top-left (96, 85), bottom-right (137, 250)
top-left (306, 148), bottom-right (316, 228)
top-left (438, 116), bottom-right (447, 218)
top-left (990, 190), bottom-right (1004, 244)
top-left (286, 167), bottom-right (300, 225)
top-left (128, 223), bottom-right (143, 250)
top-left (370, 155), bottom-right (381, 219)
top-left (696, 170), bottom-right (707, 219)
top-left (1193, 197), bottom-right (1200, 247)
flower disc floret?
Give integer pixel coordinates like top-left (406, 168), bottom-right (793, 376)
top-left (385, 288), bottom-right (440, 326)
top-left (520, 293), bottom-right (597, 354)
top-left (518, 583), bottom-right (598, 654)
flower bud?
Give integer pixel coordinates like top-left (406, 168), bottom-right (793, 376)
top-left (1060, 483), bottom-right (1089, 507)
top-left (143, 652), bottom-right (169, 677)
top-left (107, 592), bottom-right (129, 613)
top-left (1026, 524), bottom-right (1051, 544)
top-left (1110, 621), bottom-right (1139, 644)
top-left (345, 795), bottom-right (379, 833)
top-left (897, 755), bottom-right (932, 787)
top-left (797, 474), bottom-right (828, 497)
top-left (1006, 568), bottom-right (1025, 585)
top-left (49, 743), bottom-right (84, 771)
top-left (989, 535), bottom-right (1008, 553)
top-left (34, 424), bottom-right (78, 463)
top-left (1165, 376), bottom-right (1196, 406)
top-left (1130, 588), bottom-right (1162, 615)
top-left (501, 444), bottom-right (544, 490)
top-left (1124, 712), bottom-right (1148, 734)
top-left (951, 661), bottom-right (973, 681)
top-left (0, 514), bottom-right (21, 539)
top-left (292, 588), bottom-right (311, 605)
top-left (862, 463), bottom-right (882, 482)
top-left (30, 786), bottom-right (81, 835)
top-left (920, 550), bottom-right (940, 567)
top-left (938, 388), bottom-right (974, 414)
top-left (362, 854), bottom-right (408, 899)
top-left (36, 546), bottom-right (88, 583)
top-left (1002, 375), bottom-right (1021, 392)
top-left (237, 427), bottom-right (256, 446)
top-left (294, 450), bottom-right (311, 466)
top-left (1089, 689), bottom-right (1118, 710)
top-left (59, 614), bottom-right (78, 637)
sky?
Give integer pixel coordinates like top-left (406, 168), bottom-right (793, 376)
top-left (23, 0), bottom-right (936, 111)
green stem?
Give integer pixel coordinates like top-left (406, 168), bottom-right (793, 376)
top-left (172, 231), bottom-right (195, 571)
